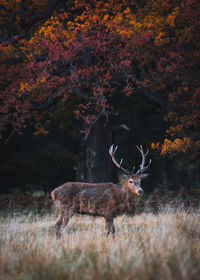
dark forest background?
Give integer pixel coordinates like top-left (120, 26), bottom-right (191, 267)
top-left (1, 92), bottom-right (198, 195)
top-left (0, 0), bottom-right (200, 196)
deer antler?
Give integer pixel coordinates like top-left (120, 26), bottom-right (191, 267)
top-left (109, 144), bottom-right (131, 175)
top-left (136, 145), bottom-right (151, 175)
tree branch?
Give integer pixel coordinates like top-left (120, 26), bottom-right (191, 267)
top-left (32, 91), bottom-right (61, 112)
top-left (4, 128), bottom-right (16, 144)
top-left (0, 0), bottom-right (64, 45)
top-left (25, 0), bottom-right (61, 30)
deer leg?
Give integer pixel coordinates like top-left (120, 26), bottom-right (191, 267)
top-left (54, 206), bottom-right (70, 238)
top-left (54, 202), bottom-right (65, 238)
top-left (55, 217), bottom-right (63, 238)
top-left (58, 209), bottom-right (74, 237)
top-left (62, 210), bottom-right (74, 229)
top-left (110, 220), bottom-right (115, 237)
top-left (105, 217), bottom-right (115, 238)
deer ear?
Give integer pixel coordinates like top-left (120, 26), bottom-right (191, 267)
top-left (140, 173), bottom-right (148, 179)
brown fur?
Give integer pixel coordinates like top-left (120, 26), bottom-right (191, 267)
top-left (51, 177), bottom-right (142, 237)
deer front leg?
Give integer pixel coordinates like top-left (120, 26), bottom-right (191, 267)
top-left (105, 217), bottom-right (115, 237)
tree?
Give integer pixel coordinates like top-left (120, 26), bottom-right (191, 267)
top-left (0, 0), bottom-right (199, 185)
top-left (0, 1), bottom-right (154, 183)
top-left (149, 0), bottom-right (200, 160)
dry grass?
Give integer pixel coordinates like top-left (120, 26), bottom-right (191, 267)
top-left (0, 206), bottom-right (199, 280)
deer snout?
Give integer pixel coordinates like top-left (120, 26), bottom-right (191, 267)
top-left (137, 189), bottom-right (143, 195)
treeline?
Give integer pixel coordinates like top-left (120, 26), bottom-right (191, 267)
top-left (0, 0), bottom-right (199, 194)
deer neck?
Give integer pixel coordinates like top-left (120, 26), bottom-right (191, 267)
top-left (120, 183), bottom-right (136, 211)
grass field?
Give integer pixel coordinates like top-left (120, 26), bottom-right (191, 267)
top-left (0, 206), bottom-right (199, 280)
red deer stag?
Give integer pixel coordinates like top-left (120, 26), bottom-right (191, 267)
top-left (51, 144), bottom-right (151, 237)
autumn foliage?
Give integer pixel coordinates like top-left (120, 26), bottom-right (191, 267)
top-left (0, 0), bottom-right (199, 157)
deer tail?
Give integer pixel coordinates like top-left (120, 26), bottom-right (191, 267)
top-left (51, 190), bottom-right (56, 201)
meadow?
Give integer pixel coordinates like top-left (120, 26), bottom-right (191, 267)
top-left (0, 200), bottom-right (199, 280)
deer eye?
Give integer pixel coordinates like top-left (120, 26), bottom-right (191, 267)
top-left (129, 179), bottom-right (133, 184)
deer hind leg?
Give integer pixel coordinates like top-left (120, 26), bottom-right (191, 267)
top-left (55, 216), bottom-right (63, 238)
top-left (61, 209), bottom-right (74, 230)
top-left (55, 208), bottom-right (74, 238)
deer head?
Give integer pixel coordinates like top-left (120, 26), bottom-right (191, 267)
top-left (109, 144), bottom-right (151, 196)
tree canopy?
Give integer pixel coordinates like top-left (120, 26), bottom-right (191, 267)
top-left (0, 0), bottom-right (200, 191)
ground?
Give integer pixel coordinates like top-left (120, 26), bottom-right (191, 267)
top-left (0, 205), bottom-right (199, 280)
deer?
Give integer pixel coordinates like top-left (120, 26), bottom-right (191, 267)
top-left (51, 144), bottom-right (151, 237)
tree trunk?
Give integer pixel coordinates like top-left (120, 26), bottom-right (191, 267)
top-left (76, 137), bottom-right (87, 182)
top-left (86, 117), bottom-right (112, 183)
top-left (76, 116), bottom-right (112, 183)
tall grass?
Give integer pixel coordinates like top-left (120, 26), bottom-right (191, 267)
top-left (0, 206), bottom-right (199, 280)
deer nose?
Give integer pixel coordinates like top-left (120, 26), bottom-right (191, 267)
top-left (138, 189), bottom-right (143, 195)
